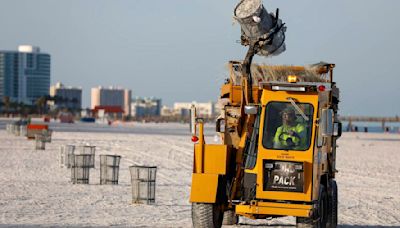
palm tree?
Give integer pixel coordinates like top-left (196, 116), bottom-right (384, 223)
top-left (2, 96), bottom-right (10, 114)
top-left (35, 96), bottom-right (47, 115)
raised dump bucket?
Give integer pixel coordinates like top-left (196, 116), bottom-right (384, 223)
top-left (71, 154), bottom-right (92, 184)
top-left (77, 145), bottom-right (96, 168)
top-left (130, 166), bottom-right (157, 204)
top-left (35, 134), bottom-right (46, 150)
top-left (234, 0), bottom-right (286, 57)
top-left (60, 145), bottom-right (75, 168)
top-left (100, 155), bottom-right (121, 185)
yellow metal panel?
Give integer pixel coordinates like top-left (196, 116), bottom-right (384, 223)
top-left (220, 84), bottom-right (231, 97)
top-left (231, 86), bottom-right (261, 105)
top-left (193, 144), bottom-right (203, 173)
top-left (204, 145), bottom-right (228, 174)
top-left (236, 202), bottom-right (312, 217)
top-left (257, 201), bottom-right (312, 209)
top-left (194, 144), bottom-right (229, 175)
top-left (190, 173), bottom-right (219, 203)
top-left (255, 89), bottom-right (319, 202)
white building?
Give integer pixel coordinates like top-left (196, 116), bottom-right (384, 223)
top-left (173, 101), bottom-right (216, 118)
top-left (91, 86), bottom-right (131, 117)
top-left (160, 105), bottom-right (174, 117)
top-left (50, 82), bottom-right (82, 110)
top-left (131, 97), bottom-right (161, 118)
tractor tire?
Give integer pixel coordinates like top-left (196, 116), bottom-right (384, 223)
top-left (192, 203), bottom-right (223, 228)
top-left (327, 180), bottom-right (338, 228)
top-left (222, 210), bottom-right (239, 225)
top-left (296, 185), bottom-right (328, 228)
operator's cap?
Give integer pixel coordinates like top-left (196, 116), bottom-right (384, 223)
top-left (281, 107), bottom-right (296, 116)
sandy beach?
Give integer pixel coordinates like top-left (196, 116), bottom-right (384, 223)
top-left (0, 121), bottom-right (399, 227)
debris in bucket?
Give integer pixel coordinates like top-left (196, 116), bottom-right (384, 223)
top-left (234, 0), bottom-right (287, 57)
top-left (235, 0), bottom-right (262, 18)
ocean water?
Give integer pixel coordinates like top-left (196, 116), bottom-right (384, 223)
top-left (341, 121), bottom-right (400, 133)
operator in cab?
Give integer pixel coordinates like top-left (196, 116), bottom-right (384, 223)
top-left (273, 107), bottom-right (307, 150)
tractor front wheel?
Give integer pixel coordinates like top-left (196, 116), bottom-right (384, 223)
top-left (296, 185), bottom-right (328, 228)
top-left (192, 203), bottom-right (223, 228)
top-left (222, 209), bottom-right (239, 225)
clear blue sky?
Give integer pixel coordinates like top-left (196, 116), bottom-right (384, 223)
top-left (0, 0), bottom-right (399, 116)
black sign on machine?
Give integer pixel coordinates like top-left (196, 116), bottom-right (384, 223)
top-left (263, 161), bottom-right (304, 193)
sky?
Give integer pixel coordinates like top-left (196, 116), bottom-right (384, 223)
top-left (0, 0), bottom-right (399, 116)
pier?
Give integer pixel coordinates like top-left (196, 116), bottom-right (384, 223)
top-left (339, 116), bottom-right (400, 132)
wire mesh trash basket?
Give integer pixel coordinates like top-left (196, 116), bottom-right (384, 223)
top-left (35, 134), bottom-right (46, 150)
top-left (6, 124), bottom-right (13, 134)
top-left (19, 125), bottom-right (27, 137)
top-left (13, 124), bottom-right (20, 136)
top-left (129, 166), bottom-right (157, 204)
top-left (100, 155), bottom-right (121, 185)
top-left (42, 129), bottom-right (53, 143)
top-left (71, 154), bottom-right (92, 184)
top-left (79, 145), bottom-right (96, 168)
top-left (6, 124), bottom-right (11, 133)
top-left (60, 145), bottom-right (76, 168)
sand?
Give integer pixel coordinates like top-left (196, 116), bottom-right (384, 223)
top-left (0, 121), bottom-right (399, 227)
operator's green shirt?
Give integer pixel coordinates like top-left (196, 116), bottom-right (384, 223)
top-left (273, 123), bottom-right (307, 150)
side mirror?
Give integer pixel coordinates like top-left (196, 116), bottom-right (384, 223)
top-left (216, 119), bottom-right (225, 133)
top-left (320, 109), bottom-right (334, 137)
top-left (333, 122), bottom-right (342, 137)
top-left (244, 105), bottom-right (258, 115)
top-left (190, 105), bottom-right (196, 135)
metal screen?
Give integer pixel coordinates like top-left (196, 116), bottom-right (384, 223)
top-left (60, 145), bottom-right (75, 168)
top-left (71, 154), bottom-right (92, 184)
top-left (42, 130), bottom-right (53, 143)
top-left (19, 125), bottom-right (27, 137)
top-left (100, 155), bottom-right (121, 185)
top-left (35, 134), bottom-right (46, 150)
top-left (79, 146), bottom-right (96, 168)
top-left (129, 166), bottom-right (157, 204)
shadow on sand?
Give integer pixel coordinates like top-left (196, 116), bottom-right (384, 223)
top-left (1, 224), bottom-right (399, 228)
top-left (340, 226), bottom-right (400, 228)
top-left (235, 224), bottom-right (400, 228)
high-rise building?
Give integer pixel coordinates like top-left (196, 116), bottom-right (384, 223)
top-left (50, 82), bottom-right (82, 110)
top-left (124, 89), bottom-right (132, 117)
top-left (91, 86), bottom-right (131, 116)
top-left (0, 45), bottom-right (51, 104)
top-left (131, 97), bottom-right (162, 118)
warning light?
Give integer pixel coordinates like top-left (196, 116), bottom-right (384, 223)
top-left (287, 75), bottom-right (298, 83)
top-left (318, 85), bottom-right (326, 92)
top-left (191, 136), bottom-right (199, 142)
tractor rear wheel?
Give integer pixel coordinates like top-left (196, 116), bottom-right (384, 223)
top-left (327, 180), bottom-right (338, 228)
top-left (296, 185), bottom-right (328, 228)
top-left (222, 210), bottom-right (239, 225)
top-left (192, 203), bottom-right (223, 228)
